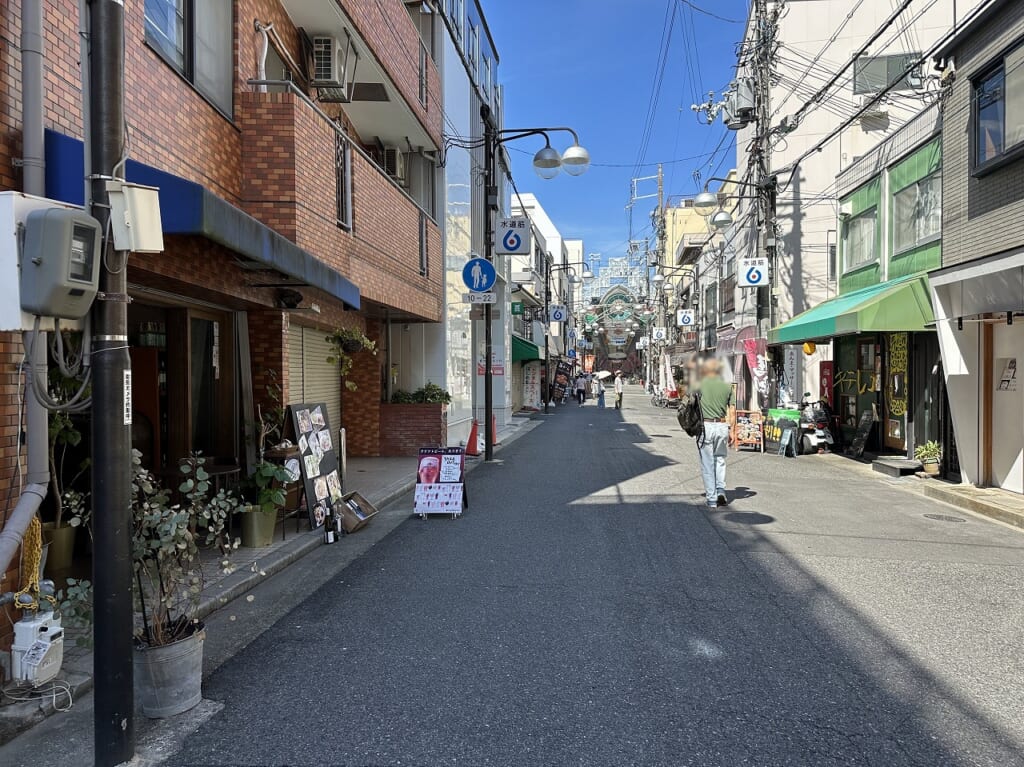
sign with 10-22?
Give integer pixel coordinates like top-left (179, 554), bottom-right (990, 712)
top-left (739, 257), bottom-right (769, 288)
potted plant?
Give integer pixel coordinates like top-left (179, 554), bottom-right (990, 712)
top-left (132, 451), bottom-right (241, 718)
top-left (42, 408), bottom-right (91, 572)
top-left (241, 460), bottom-right (293, 548)
top-left (326, 328), bottom-right (376, 390)
top-left (914, 440), bottom-right (942, 475)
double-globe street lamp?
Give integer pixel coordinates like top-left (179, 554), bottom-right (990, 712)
top-left (544, 263), bottom-right (592, 414)
top-left (481, 104), bottom-right (590, 460)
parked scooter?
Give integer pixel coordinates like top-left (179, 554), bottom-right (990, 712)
top-left (798, 392), bottom-right (835, 454)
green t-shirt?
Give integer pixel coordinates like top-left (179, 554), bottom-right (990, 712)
top-left (698, 377), bottom-right (733, 419)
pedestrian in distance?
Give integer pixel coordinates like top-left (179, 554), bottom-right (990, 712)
top-left (574, 374), bottom-right (587, 407)
top-left (695, 357), bottom-right (734, 509)
top-left (597, 378), bottom-right (606, 408)
top-left (614, 371), bottom-right (624, 409)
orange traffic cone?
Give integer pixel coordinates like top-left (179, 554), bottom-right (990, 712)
top-left (492, 413), bottom-right (500, 446)
top-left (466, 419), bottom-right (480, 456)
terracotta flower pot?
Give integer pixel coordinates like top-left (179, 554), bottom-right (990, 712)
top-left (922, 460), bottom-right (940, 476)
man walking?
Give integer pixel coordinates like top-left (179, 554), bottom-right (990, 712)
top-left (574, 374), bottom-right (587, 407)
top-left (696, 358), bottom-right (734, 509)
top-left (614, 371), bottom-right (624, 409)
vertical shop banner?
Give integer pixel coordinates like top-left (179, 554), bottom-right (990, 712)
top-left (414, 447), bottom-right (466, 517)
top-left (743, 338), bottom-right (770, 402)
top-left (782, 346), bottom-right (799, 403)
top-left (820, 360), bottom-right (834, 405)
top-left (523, 362), bottom-right (541, 409)
top-left (551, 360), bottom-right (573, 403)
top-left (583, 354), bottom-right (595, 373)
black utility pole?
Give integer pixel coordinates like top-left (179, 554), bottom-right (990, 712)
top-left (543, 254), bottom-right (551, 414)
top-left (481, 104), bottom-right (496, 461)
top-left (89, 2), bottom-right (134, 764)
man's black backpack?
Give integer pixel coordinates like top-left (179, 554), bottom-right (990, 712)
top-left (676, 390), bottom-right (704, 439)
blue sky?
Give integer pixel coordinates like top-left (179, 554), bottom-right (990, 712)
top-left (486, 0), bottom-right (750, 266)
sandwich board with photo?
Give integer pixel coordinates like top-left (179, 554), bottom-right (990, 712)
top-left (285, 402), bottom-right (342, 529)
top-left (414, 446), bottom-right (468, 519)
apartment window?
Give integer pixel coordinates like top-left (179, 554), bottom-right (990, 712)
top-left (335, 134), bottom-right (352, 230)
top-left (482, 57), bottom-right (492, 103)
top-left (974, 46), bottom-right (1024, 169)
top-left (843, 209), bottom-right (877, 271)
top-left (853, 53), bottom-right (922, 95)
top-left (893, 172), bottom-right (941, 253)
top-left (144, 0), bottom-right (233, 115)
top-left (468, 25), bottom-right (479, 78)
top-left (418, 212), bottom-right (429, 276)
top-left (720, 258), bottom-right (736, 316)
top-left (449, 0), bottom-right (464, 41)
top-left (418, 41), bottom-right (429, 107)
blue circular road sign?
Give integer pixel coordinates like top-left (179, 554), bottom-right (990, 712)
top-left (463, 258), bottom-right (497, 292)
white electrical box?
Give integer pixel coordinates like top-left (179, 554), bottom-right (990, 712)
top-left (0, 192), bottom-right (90, 332)
top-left (11, 611), bottom-right (64, 686)
top-left (105, 180), bottom-right (164, 253)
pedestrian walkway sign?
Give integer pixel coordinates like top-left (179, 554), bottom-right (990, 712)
top-left (495, 217), bottom-right (531, 255)
top-left (463, 258), bottom-right (497, 292)
top-left (739, 257), bottom-right (769, 287)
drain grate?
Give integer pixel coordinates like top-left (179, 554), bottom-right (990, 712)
top-left (924, 513), bottom-right (966, 523)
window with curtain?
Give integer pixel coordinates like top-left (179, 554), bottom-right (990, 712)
top-left (893, 172), bottom-right (941, 253)
top-left (974, 45), bottom-right (1024, 168)
top-left (144, 0), bottom-right (233, 116)
top-left (843, 209), bottom-right (877, 271)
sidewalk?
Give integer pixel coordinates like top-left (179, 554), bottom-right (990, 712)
top-left (0, 415), bottom-right (540, 751)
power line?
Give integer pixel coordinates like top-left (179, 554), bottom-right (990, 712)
top-left (679, 0), bottom-right (745, 24)
top-left (632, 0), bottom-right (678, 176)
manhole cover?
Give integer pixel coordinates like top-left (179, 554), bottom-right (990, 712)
top-left (924, 513), bottom-right (966, 523)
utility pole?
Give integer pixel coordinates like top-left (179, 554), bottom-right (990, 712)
top-left (754, 0), bottom-right (779, 339)
top-left (481, 104), bottom-right (496, 461)
top-left (89, 2), bottom-right (135, 764)
top-left (543, 253), bottom-right (551, 414)
top-left (656, 163), bottom-right (665, 391)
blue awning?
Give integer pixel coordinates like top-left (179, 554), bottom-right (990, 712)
top-left (45, 130), bottom-right (360, 309)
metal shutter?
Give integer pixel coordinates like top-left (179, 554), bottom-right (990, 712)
top-left (288, 326), bottom-right (342, 435)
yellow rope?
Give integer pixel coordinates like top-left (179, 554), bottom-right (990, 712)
top-left (13, 516), bottom-right (55, 612)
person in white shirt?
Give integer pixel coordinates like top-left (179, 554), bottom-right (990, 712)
top-left (574, 375), bottom-right (587, 407)
top-left (613, 371), bottom-right (624, 409)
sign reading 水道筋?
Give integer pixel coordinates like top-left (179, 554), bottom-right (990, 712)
top-left (739, 257), bottom-right (769, 288)
top-left (495, 217), bottom-right (531, 255)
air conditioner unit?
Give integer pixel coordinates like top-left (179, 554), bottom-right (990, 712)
top-left (858, 95), bottom-right (887, 119)
top-left (311, 35), bottom-right (353, 103)
top-left (383, 146), bottom-right (407, 184)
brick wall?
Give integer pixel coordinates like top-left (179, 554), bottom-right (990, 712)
top-left (341, 322), bottom-right (383, 456)
top-left (941, 4), bottom-right (1024, 267)
top-left (379, 404), bottom-right (448, 456)
top-left (0, 331), bottom-right (25, 658)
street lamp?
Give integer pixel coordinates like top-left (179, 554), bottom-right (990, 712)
top-left (693, 190), bottom-right (719, 217)
top-left (482, 105), bottom-right (590, 458)
top-left (710, 208), bottom-right (734, 230)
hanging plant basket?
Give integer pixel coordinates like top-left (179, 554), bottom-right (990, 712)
top-left (340, 339), bottom-right (364, 354)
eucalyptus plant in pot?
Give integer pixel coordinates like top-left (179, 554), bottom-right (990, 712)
top-left (42, 409), bottom-right (91, 572)
top-left (132, 451), bottom-right (241, 718)
top-left (914, 440), bottom-right (942, 475)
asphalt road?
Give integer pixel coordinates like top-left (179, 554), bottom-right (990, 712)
top-left (168, 387), bottom-right (1024, 767)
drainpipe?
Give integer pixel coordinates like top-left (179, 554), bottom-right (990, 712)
top-left (0, 0), bottom-right (50, 578)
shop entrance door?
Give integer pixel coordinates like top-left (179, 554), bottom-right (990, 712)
top-left (990, 322), bottom-right (1024, 493)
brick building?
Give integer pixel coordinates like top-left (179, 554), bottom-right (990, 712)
top-left (0, 0), bottom-right (461, 654)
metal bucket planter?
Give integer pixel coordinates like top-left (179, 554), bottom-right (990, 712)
top-left (240, 508), bottom-right (277, 548)
top-left (134, 622), bottom-right (205, 718)
top-left (42, 523), bottom-right (77, 573)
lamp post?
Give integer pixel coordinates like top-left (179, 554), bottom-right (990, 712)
top-left (481, 105), bottom-right (590, 459)
top-left (544, 262), bottom-right (591, 414)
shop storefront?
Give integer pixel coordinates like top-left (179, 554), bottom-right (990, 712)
top-left (770, 273), bottom-right (943, 458)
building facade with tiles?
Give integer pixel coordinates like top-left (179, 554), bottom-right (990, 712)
top-left (0, 0), bottom-right (503, 659)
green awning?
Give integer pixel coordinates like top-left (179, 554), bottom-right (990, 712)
top-left (511, 335), bottom-right (543, 363)
top-left (768, 273), bottom-right (934, 345)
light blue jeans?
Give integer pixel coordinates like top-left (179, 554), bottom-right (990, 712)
top-left (698, 422), bottom-right (730, 505)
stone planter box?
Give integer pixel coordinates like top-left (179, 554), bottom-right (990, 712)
top-left (379, 403), bottom-right (448, 456)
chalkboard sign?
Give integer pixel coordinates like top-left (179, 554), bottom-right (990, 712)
top-left (847, 409), bottom-right (874, 458)
top-left (285, 402), bottom-right (342, 528)
top-left (777, 428), bottom-right (795, 457)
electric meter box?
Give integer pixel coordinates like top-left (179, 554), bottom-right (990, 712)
top-left (0, 192), bottom-right (95, 331)
top-left (20, 206), bottom-right (102, 320)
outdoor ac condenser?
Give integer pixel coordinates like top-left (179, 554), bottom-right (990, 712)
top-left (11, 611), bottom-right (64, 686)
